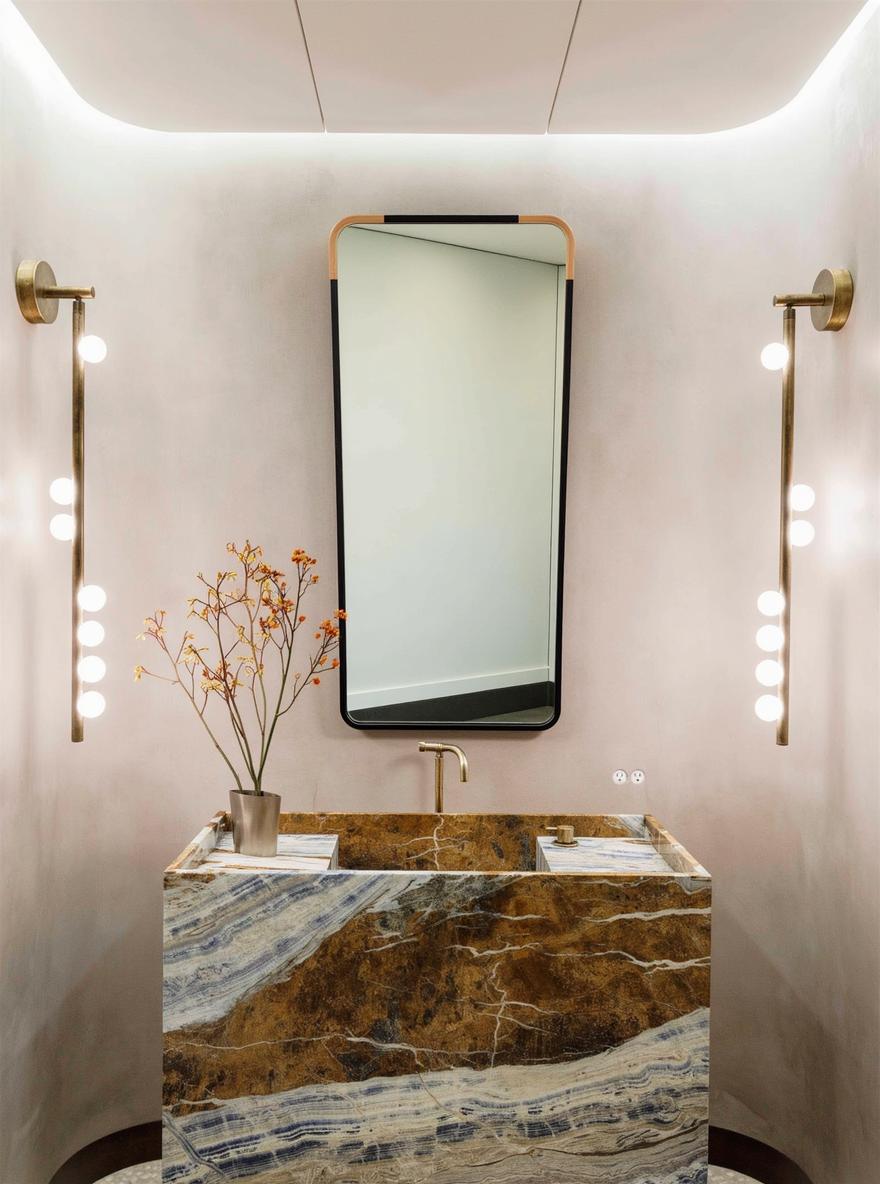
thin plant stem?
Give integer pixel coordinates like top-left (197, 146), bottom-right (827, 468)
top-left (136, 542), bottom-right (342, 798)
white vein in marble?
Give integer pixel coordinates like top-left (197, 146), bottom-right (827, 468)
top-left (165, 870), bottom-right (528, 1031)
top-left (612, 814), bottom-right (652, 838)
top-left (162, 1008), bottom-right (709, 1184)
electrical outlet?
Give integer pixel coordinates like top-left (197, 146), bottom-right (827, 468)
top-left (612, 769), bottom-right (628, 785)
top-left (630, 769), bottom-right (646, 785)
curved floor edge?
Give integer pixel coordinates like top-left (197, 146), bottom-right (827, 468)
top-left (710, 1127), bottom-right (815, 1184)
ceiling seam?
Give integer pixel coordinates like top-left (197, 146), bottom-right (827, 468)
top-left (546, 0), bottom-right (582, 133)
top-left (294, 0), bottom-right (326, 131)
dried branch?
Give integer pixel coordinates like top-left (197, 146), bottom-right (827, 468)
top-left (136, 541), bottom-right (345, 796)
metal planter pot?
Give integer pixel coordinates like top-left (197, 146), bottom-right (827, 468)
top-left (229, 790), bottom-right (280, 857)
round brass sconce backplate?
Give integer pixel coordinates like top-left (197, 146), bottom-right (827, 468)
top-left (15, 259), bottom-right (59, 324)
top-left (811, 268), bottom-right (853, 331)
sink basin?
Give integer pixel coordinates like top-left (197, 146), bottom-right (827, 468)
top-left (163, 811), bottom-right (710, 1182)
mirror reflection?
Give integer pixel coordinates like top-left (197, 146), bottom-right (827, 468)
top-left (332, 217), bottom-right (573, 729)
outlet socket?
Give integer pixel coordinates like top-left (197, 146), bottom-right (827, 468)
top-left (630, 769), bottom-right (646, 785)
top-left (612, 769), bottom-right (628, 785)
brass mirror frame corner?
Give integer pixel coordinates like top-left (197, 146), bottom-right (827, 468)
top-left (770, 267), bottom-right (853, 746)
top-left (328, 213), bottom-right (576, 733)
top-left (16, 259), bottom-right (96, 743)
top-left (328, 213), bottom-right (575, 281)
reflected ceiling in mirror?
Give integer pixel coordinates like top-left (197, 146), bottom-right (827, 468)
top-left (330, 215), bottom-right (574, 730)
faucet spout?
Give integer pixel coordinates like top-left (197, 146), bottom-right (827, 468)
top-left (419, 742), bottom-right (469, 812)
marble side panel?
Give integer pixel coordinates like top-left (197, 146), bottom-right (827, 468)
top-left (164, 853), bottom-right (710, 1182)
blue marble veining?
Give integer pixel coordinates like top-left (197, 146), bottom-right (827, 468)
top-left (164, 871), bottom-right (422, 1029)
top-left (163, 1009), bottom-right (709, 1184)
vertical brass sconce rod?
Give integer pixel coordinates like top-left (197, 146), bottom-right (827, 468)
top-left (15, 260), bottom-right (96, 742)
top-left (71, 299), bottom-right (86, 742)
top-left (776, 307), bottom-right (795, 746)
top-left (768, 269), bottom-right (853, 746)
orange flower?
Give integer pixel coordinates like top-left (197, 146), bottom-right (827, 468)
top-left (138, 540), bottom-right (342, 792)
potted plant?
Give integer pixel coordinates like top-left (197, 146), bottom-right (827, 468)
top-left (136, 541), bottom-right (344, 856)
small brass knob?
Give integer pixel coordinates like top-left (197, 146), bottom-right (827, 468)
top-left (546, 824), bottom-right (577, 846)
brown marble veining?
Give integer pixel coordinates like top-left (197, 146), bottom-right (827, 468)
top-left (163, 813), bottom-right (710, 1183)
top-left (275, 810), bottom-right (651, 871)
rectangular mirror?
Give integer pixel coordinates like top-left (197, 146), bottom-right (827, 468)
top-left (330, 215), bottom-right (574, 730)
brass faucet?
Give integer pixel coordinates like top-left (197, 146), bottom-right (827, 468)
top-left (418, 742), bottom-right (469, 813)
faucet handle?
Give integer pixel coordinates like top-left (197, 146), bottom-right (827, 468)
top-left (545, 824), bottom-right (577, 847)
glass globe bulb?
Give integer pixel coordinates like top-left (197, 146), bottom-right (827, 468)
top-left (789, 520), bottom-right (816, 547)
top-left (756, 624), bottom-right (784, 652)
top-left (77, 620), bottom-right (105, 647)
top-left (761, 342), bottom-right (789, 371)
top-left (77, 335), bottom-right (107, 364)
top-left (77, 655), bottom-right (106, 683)
top-left (790, 483), bottom-right (816, 512)
top-left (76, 690), bottom-right (106, 719)
top-left (756, 658), bottom-right (784, 687)
top-left (77, 584), bottom-right (107, 612)
top-left (757, 590), bottom-right (785, 616)
top-left (49, 513), bottom-right (74, 541)
top-left (755, 694), bottom-right (784, 722)
top-left (49, 477), bottom-right (74, 506)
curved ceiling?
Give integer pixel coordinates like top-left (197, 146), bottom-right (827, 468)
top-left (11, 0), bottom-right (867, 134)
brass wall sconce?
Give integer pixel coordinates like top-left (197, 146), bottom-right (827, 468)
top-left (754, 268), bottom-right (853, 745)
top-left (16, 260), bottom-right (108, 742)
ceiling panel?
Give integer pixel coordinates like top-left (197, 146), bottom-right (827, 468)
top-left (11, 0), bottom-right (867, 134)
top-left (299, 0), bottom-right (580, 133)
top-left (12, 0), bottom-right (323, 132)
top-left (551, 0), bottom-right (865, 134)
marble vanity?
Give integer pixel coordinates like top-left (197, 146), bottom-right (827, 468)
top-left (163, 812), bottom-right (710, 1183)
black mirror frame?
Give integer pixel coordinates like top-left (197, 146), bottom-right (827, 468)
top-left (329, 213), bottom-right (574, 732)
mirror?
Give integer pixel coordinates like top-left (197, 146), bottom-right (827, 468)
top-left (330, 215), bottom-right (574, 730)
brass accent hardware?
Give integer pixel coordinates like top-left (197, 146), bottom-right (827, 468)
top-left (769, 268), bottom-right (853, 746)
top-left (328, 214), bottom-right (385, 279)
top-left (328, 215), bottom-right (575, 280)
top-left (16, 260), bottom-right (98, 743)
top-left (776, 306), bottom-right (795, 747)
top-left (71, 298), bottom-right (85, 743)
top-left (518, 215), bottom-right (575, 279)
top-left (809, 268), bottom-right (854, 332)
top-left (418, 742), bottom-right (469, 813)
top-left (545, 824), bottom-right (577, 846)
top-left (772, 294), bottom-right (827, 308)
